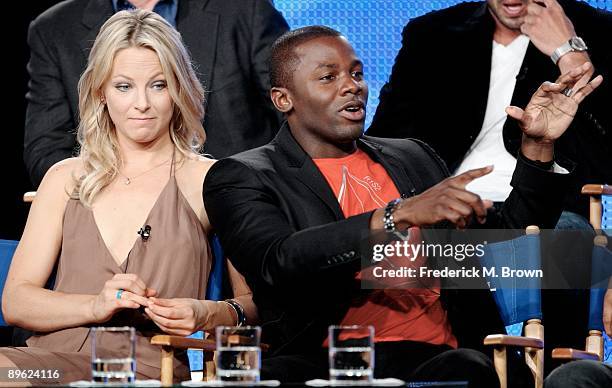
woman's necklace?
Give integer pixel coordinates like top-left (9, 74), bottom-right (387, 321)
top-left (118, 158), bottom-right (171, 185)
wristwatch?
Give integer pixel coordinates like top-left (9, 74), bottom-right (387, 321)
top-left (550, 36), bottom-right (588, 65)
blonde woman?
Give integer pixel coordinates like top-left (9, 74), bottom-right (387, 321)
top-left (0, 10), bottom-right (255, 384)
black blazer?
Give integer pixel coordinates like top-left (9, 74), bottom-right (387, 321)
top-left (203, 123), bottom-right (570, 357)
top-left (23, 0), bottom-right (289, 186)
top-left (368, 0), bottom-right (612, 218)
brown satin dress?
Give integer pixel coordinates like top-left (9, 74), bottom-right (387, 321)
top-left (0, 170), bottom-right (211, 384)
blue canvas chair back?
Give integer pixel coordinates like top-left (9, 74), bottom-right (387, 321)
top-left (187, 234), bottom-right (225, 371)
top-left (589, 232), bottom-right (612, 363)
top-left (588, 242), bottom-right (611, 333)
top-left (591, 192), bottom-right (612, 362)
top-left (480, 232), bottom-right (542, 333)
top-left (205, 235), bottom-right (225, 301)
top-left (602, 193), bottom-right (611, 234)
top-left (0, 240), bottom-right (18, 327)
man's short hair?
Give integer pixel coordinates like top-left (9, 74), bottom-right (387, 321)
top-left (270, 26), bottom-right (343, 89)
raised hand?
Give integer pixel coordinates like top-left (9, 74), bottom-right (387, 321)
top-left (521, 0), bottom-right (575, 57)
top-left (145, 297), bottom-right (221, 336)
top-left (90, 273), bottom-right (157, 323)
top-left (392, 166), bottom-right (494, 229)
top-left (507, 62), bottom-right (603, 146)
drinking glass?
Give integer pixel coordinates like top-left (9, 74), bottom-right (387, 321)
top-left (91, 326), bottom-right (136, 384)
top-left (215, 326), bottom-right (261, 383)
top-left (328, 325), bottom-right (374, 383)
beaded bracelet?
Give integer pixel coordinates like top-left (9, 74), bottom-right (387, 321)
top-left (383, 198), bottom-right (402, 233)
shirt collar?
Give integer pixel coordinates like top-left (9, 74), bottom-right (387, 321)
top-left (111, 0), bottom-right (178, 27)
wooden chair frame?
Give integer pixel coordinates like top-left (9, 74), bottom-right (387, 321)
top-left (483, 226), bottom-right (544, 388)
top-left (551, 184), bottom-right (611, 363)
top-left (151, 335), bottom-right (217, 386)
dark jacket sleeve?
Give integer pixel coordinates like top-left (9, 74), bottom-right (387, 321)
top-left (414, 138), bottom-right (573, 230)
top-left (487, 154), bottom-right (574, 230)
top-left (24, 17), bottom-right (77, 187)
top-left (504, 1), bottom-right (612, 200)
top-left (562, 0), bottom-right (612, 179)
top-left (203, 158), bottom-right (372, 294)
top-left (250, 0), bottom-right (289, 100)
top-left (367, 20), bottom-right (426, 139)
top-left (248, 0), bottom-right (289, 130)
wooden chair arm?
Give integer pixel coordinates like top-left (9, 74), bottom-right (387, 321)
top-left (581, 184), bottom-right (612, 196)
top-left (484, 334), bottom-right (544, 349)
top-left (151, 336), bottom-right (216, 386)
top-left (581, 184), bottom-right (610, 229)
top-left (551, 348), bottom-right (600, 361)
top-left (23, 191), bottom-right (36, 203)
top-left (150, 335), bottom-right (271, 351)
top-left (151, 334), bottom-right (270, 385)
top-left (150, 335), bottom-right (216, 351)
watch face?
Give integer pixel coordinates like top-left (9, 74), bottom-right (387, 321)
top-left (570, 37), bottom-right (588, 51)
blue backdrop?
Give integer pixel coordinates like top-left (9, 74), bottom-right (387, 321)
top-left (274, 0), bottom-right (612, 128)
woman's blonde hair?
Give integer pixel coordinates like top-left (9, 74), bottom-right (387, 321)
top-left (75, 9), bottom-right (205, 206)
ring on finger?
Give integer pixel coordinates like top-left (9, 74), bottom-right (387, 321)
top-left (562, 87), bottom-right (573, 97)
top-left (116, 289), bottom-right (124, 300)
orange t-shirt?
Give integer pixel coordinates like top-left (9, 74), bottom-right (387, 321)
top-left (313, 149), bottom-right (457, 348)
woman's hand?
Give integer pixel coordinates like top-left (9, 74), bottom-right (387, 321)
top-left (90, 273), bottom-right (156, 323)
top-left (145, 298), bottom-right (226, 336)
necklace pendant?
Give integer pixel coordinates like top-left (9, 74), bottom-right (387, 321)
top-left (124, 178), bottom-right (131, 185)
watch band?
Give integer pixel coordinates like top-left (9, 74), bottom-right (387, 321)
top-left (551, 36), bottom-right (588, 65)
top-left (551, 41), bottom-right (573, 65)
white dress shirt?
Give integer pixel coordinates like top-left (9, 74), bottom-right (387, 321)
top-left (455, 35), bottom-right (530, 202)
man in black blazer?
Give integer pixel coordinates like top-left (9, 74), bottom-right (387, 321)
top-left (369, 0), bottom-right (611, 222)
top-left (203, 26), bottom-right (600, 384)
top-left (23, 0), bottom-right (288, 187)
top-left (368, 0), bottom-right (612, 374)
